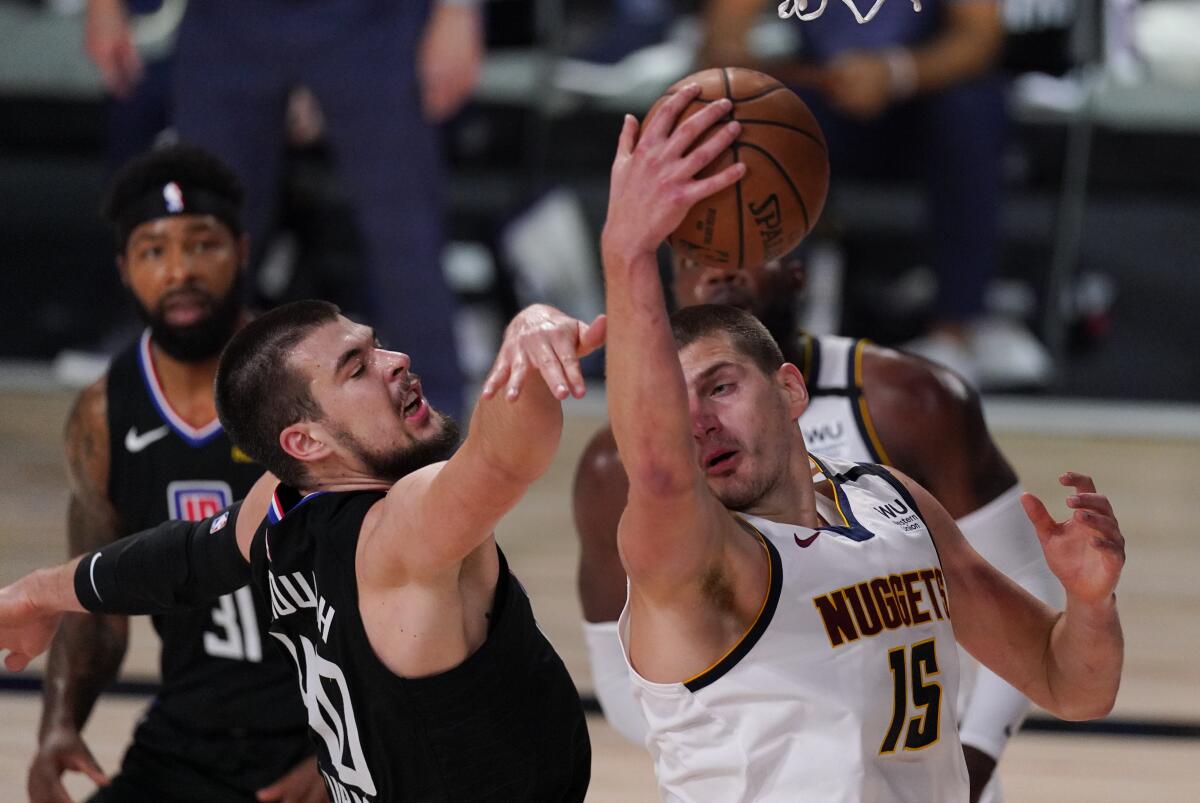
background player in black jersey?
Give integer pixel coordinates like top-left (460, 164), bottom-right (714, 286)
top-left (576, 255), bottom-right (1061, 799)
top-left (28, 146), bottom-right (324, 803)
top-left (0, 298), bottom-right (602, 802)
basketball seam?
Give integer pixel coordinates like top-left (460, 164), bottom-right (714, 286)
top-left (734, 119), bottom-right (828, 152)
top-left (720, 68), bottom-right (745, 271)
top-left (732, 85), bottom-right (792, 103)
top-left (738, 141), bottom-right (811, 235)
top-left (662, 85), bottom-right (790, 105)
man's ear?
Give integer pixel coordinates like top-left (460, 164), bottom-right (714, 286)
top-left (279, 421), bottom-right (334, 466)
top-left (776, 362), bottom-right (809, 419)
top-left (116, 254), bottom-right (131, 288)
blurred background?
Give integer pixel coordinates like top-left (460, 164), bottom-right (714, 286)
top-left (0, 0), bottom-right (1197, 800)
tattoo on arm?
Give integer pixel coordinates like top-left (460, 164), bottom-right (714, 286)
top-left (39, 379), bottom-right (129, 738)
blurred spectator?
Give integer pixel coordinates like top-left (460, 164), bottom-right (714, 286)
top-left (83, 0), bottom-right (484, 419)
top-left (701, 0), bottom-right (1051, 387)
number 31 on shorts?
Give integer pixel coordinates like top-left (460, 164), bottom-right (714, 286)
top-left (880, 638), bottom-right (943, 753)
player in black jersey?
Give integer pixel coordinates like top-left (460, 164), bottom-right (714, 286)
top-left (28, 146), bottom-right (323, 803)
top-left (1, 299), bottom-right (601, 802)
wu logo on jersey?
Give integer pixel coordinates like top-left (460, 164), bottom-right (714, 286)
top-left (874, 498), bottom-right (911, 519)
top-left (804, 421), bottom-right (845, 445)
top-left (272, 632), bottom-right (378, 798)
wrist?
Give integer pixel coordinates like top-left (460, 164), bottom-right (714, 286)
top-left (881, 48), bottom-right (918, 99)
top-left (600, 231), bottom-right (657, 275)
top-left (1065, 591), bottom-right (1118, 623)
top-left (31, 563), bottom-right (77, 614)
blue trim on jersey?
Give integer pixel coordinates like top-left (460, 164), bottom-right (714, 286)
top-left (136, 330), bottom-right (225, 448)
top-left (809, 454), bottom-right (877, 542)
top-left (266, 486), bottom-right (329, 526)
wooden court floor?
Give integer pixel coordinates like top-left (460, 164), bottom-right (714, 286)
top-left (1, 388), bottom-right (1197, 800)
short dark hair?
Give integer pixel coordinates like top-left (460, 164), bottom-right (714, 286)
top-left (102, 144), bottom-right (244, 252)
top-left (670, 304), bottom-right (785, 376)
top-left (215, 300), bottom-right (341, 488)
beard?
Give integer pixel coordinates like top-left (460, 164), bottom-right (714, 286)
top-left (136, 273), bottom-right (243, 362)
top-left (711, 467), bottom-right (779, 512)
top-left (337, 411), bottom-right (462, 484)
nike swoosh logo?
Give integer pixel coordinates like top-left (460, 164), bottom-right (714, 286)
top-left (125, 425), bottom-right (169, 453)
top-left (794, 532), bottom-right (820, 548)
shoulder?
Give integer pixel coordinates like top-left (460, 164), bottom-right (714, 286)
top-left (859, 343), bottom-right (977, 425)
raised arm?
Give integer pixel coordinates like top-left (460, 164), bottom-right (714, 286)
top-left (601, 85), bottom-right (746, 594)
top-left (902, 470), bottom-right (1124, 721)
top-left (30, 380), bottom-right (125, 799)
top-left (361, 305), bottom-right (605, 583)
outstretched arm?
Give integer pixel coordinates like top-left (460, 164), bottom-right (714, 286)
top-left (602, 85), bottom-right (746, 594)
top-left (904, 470), bottom-right (1124, 721)
top-left (1, 473), bottom-right (274, 673)
top-left (362, 305), bottom-right (605, 583)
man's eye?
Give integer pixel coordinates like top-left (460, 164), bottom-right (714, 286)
top-left (712, 383), bottom-right (732, 396)
top-left (351, 364), bottom-right (365, 378)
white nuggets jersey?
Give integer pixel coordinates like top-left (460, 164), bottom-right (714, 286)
top-left (798, 334), bottom-right (892, 464)
top-left (619, 455), bottom-right (968, 803)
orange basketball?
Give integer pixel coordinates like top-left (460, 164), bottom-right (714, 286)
top-left (643, 67), bottom-right (829, 268)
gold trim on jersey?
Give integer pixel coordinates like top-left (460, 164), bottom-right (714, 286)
top-left (682, 519), bottom-right (783, 692)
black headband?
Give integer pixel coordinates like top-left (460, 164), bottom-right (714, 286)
top-left (114, 181), bottom-right (242, 250)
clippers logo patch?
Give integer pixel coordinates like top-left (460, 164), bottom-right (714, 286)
top-left (163, 181), bottom-right (185, 213)
top-left (167, 480), bottom-right (233, 522)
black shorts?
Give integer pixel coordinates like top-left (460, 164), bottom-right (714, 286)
top-left (86, 735), bottom-right (311, 803)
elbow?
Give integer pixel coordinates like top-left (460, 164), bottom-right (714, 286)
top-left (626, 460), bottom-right (696, 501)
top-left (1056, 696), bottom-right (1116, 722)
top-left (1050, 682), bottom-right (1120, 722)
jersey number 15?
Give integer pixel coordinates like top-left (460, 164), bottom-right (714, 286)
top-left (880, 638), bottom-right (942, 754)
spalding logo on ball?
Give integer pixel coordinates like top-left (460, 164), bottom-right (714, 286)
top-left (642, 68), bottom-right (830, 271)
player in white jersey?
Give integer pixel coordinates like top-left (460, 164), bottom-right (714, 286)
top-left (599, 83), bottom-right (1126, 802)
top-left (577, 256), bottom-right (1063, 802)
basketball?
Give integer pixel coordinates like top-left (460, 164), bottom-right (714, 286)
top-left (643, 67), bottom-right (829, 268)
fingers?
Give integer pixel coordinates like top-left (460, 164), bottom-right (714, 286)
top-left (664, 98), bottom-right (734, 160)
top-left (1071, 508), bottom-right (1123, 542)
top-left (505, 355), bottom-right (530, 401)
top-left (1060, 471), bottom-right (1097, 495)
top-left (1066, 492), bottom-right (1115, 519)
top-left (641, 83), bottom-right (702, 146)
top-left (678, 120), bottom-right (741, 179)
top-left (577, 314), bottom-right (607, 357)
top-left (681, 162), bottom-right (747, 207)
top-left (616, 114), bottom-right (639, 159)
top-left (531, 339), bottom-right (573, 400)
top-left (4, 650), bottom-right (31, 672)
top-left (480, 356), bottom-right (511, 400)
top-left (1019, 493), bottom-right (1057, 541)
top-left (66, 753), bottom-right (109, 787)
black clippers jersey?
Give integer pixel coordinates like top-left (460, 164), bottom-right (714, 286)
top-left (250, 486), bottom-right (591, 803)
top-left (106, 331), bottom-right (309, 786)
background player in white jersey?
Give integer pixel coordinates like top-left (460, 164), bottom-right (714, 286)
top-left (599, 83), bottom-right (1126, 801)
top-left (576, 253), bottom-right (1061, 800)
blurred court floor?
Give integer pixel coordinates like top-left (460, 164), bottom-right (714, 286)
top-left (1, 388), bottom-right (1197, 801)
